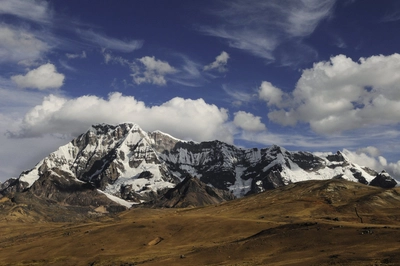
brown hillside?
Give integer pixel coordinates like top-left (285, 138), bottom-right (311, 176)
top-left (1, 179), bottom-right (400, 265)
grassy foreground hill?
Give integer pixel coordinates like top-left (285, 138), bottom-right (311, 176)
top-left (1, 179), bottom-right (400, 265)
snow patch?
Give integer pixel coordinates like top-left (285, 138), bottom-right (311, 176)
top-left (97, 189), bottom-right (135, 208)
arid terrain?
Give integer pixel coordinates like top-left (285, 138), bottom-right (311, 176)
top-left (1, 179), bottom-right (400, 266)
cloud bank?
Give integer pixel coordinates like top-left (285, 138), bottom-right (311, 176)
top-left (9, 92), bottom-right (234, 143)
top-left (261, 53), bottom-right (400, 134)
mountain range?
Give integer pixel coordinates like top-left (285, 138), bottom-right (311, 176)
top-left (0, 123), bottom-right (397, 211)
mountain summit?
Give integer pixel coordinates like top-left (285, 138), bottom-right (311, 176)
top-left (0, 123), bottom-right (396, 208)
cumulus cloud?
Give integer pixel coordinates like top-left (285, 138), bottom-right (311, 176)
top-left (0, 24), bottom-right (50, 64)
top-left (204, 51), bottom-right (230, 72)
top-left (66, 51), bottom-right (87, 59)
top-left (9, 92), bottom-right (233, 143)
top-left (11, 63), bottom-right (65, 90)
top-left (233, 111), bottom-right (266, 131)
top-left (264, 54), bottom-right (400, 134)
top-left (131, 56), bottom-right (177, 86)
top-left (201, 0), bottom-right (335, 62)
top-left (258, 81), bottom-right (285, 107)
top-left (79, 30), bottom-right (143, 52)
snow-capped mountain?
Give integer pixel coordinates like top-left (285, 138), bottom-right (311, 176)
top-left (0, 123), bottom-right (396, 207)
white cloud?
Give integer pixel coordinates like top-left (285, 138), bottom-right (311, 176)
top-left (265, 54), bottom-right (400, 134)
top-left (356, 146), bottom-right (380, 157)
top-left (0, 118), bottom-right (68, 181)
top-left (11, 63), bottom-right (65, 90)
top-left (9, 92), bottom-right (233, 143)
top-left (0, 24), bottom-right (50, 64)
top-left (0, 85), bottom-right (69, 181)
top-left (0, 86), bottom-right (50, 112)
top-left (0, 0), bottom-right (54, 66)
top-left (201, 0), bottom-right (335, 62)
top-left (258, 81), bottom-right (285, 107)
top-left (342, 148), bottom-right (385, 172)
top-left (66, 51), bottom-right (87, 59)
top-left (204, 51), bottom-right (230, 72)
top-left (131, 56), bottom-right (177, 86)
top-left (0, 0), bottom-right (51, 24)
top-left (233, 111), bottom-right (266, 131)
top-left (79, 30), bottom-right (143, 52)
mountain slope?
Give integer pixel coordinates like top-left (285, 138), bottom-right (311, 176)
top-left (2, 179), bottom-right (400, 265)
top-left (0, 123), bottom-right (396, 208)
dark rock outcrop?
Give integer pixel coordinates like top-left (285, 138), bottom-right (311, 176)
top-left (150, 175), bottom-right (235, 208)
top-left (370, 171), bottom-right (397, 189)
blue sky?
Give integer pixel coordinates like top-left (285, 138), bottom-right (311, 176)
top-left (1, 0), bottom-right (400, 181)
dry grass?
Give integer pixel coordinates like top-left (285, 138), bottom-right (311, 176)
top-left (1, 179), bottom-right (400, 265)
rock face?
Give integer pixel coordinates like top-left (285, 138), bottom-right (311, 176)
top-left (28, 168), bottom-right (127, 212)
top-left (370, 171), bottom-right (397, 189)
top-left (0, 178), bottom-right (28, 196)
top-left (0, 123), bottom-right (397, 208)
top-left (151, 175), bottom-right (235, 208)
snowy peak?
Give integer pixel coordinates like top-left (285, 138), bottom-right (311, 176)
top-left (1, 122), bottom-right (397, 209)
top-left (14, 123), bottom-right (181, 204)
top-left (148, 130), bottom-right (183, 153)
